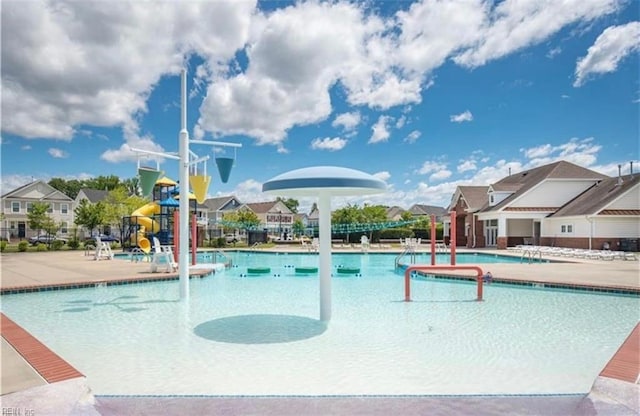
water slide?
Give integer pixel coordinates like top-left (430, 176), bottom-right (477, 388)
top-left (131, 202), bottom-right (160, 253)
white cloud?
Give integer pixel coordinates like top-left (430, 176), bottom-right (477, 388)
top-left (310, 137), bottom-right (347, 151)
top-left (430, 169), bottom-right (452, 181)
top-left (229, 179), bottom-right (265, 204)
top-left (454, 0), bottom-right (621, 67)
top-left (404, 130), bottom-right (421, 143)
top-left (450, 110), bottom-right (473, 123)
top-left (368, 115), bottom-right (392, 144)
top-left (1, 0), bottom-right (255, 145)
top-left (546, 46), bottom-right (562, 59)
top-left (332, 111), bottom-right (361, 131)
top-left (416, 160), bottom-right (447, 175)
top-left (520, 137), bottom-right (601, 167)
top-left (522, 143), bottom-right (553, 159)
top-left (457, 159), bottom-right (477, 173)
top-left (199, 1), bottom-right (387, 145)
top-left (574, 22), bottom-right (640, 87)
top-left (373, 171), bottom-right (391, 182)
top-left (48, 148), bottom-right (68, 158)
top-left (21, 145), bottom-right (32, 151)
top-left (395, 115), bottom-right (406, 129)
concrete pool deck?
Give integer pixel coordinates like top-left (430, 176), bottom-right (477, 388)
top-left (1, 248), bottom-right (638, 415)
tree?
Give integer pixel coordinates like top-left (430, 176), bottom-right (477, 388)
top-left (74, 199), bottom-right (105, 236)
top-left (401, 211), bottom-right (414, 221)
top-left (332, 204), bottom-right (363, 242)
top-left (292, 218), bottom-right (305, 237)
top-left (41, 216), bottom-right (61, 238)
top-left (122, 177), bottom-right (141, 196)
top-left (84, 175), bottom-right (122, 191)
top-left (276, 197), bottom-right (299, 214)
top-left (48, 178), bottom-right (84, 199)
top-left (102, 188), bottom-right (149, 238)
top-left (27, 202), bottom-right (51, 236)
top-left (223, 209), bottom-right (261, 231)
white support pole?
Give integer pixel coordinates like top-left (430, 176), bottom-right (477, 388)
top-left (179, 68), bottom-right (190, 301)
top-left (318, 192), bottom-right (332, 322)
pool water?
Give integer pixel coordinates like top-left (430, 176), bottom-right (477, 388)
top-left (1, 252), bottom-right (637, 396)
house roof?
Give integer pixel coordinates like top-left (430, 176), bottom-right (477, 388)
top-left (457, 186), bottom-right (489, 211)
top-left (244, 201), bottom-right (284, 214)
top-left (1, 181), bottom-right (36, 198)
top-left (386, 206), bottom-right (405, 218)
top-left (2, 180), bottom-right (73, 201)
top-left (482, 160), bottom-right (606, 212)
top-left (550, 174), bottom-right (640, 217)
top-left (203, 196), bottom-right (241, 211)
top-left (78, 188), bottom-right (109, 203)
top-left (408, 204), bottom-right (447, 216)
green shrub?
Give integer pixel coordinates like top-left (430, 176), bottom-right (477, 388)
top-left (68, 239), bottom-right (80, 250)
top-left (18, 241), bottom-right (29, 252)
top-left (36, 243), bottom-right (48, 252)
top-left (0, 241), bottom-right (6, 252)
top-left (51, 240), bottom-right (64, 251)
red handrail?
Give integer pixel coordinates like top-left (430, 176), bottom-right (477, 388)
top-left (404, 265), bottom-right (484, 302)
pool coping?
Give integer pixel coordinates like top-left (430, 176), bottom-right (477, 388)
top-left (0, 268), bottom-right (212, 295)
top-left (1, 313), bottom-right (84, 384)
top-left (407, 270), bottom-right (640, 296)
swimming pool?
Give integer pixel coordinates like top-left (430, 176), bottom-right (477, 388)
top-left (1, 251), bottom-right (637, 397)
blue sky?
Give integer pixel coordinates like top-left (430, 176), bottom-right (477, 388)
top-left (1, 0), bottom-right (638, 212)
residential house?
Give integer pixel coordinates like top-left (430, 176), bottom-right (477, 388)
top-left (75, 188), bottom-right (111, 238)
top-left (307, 207), bottom-right (319, 235)
top-left (1, 180), bottom-right (74, 241)
top-left (386, 206), bottom-right (406, 221)
top-left (443, 160), bottom-right (637, 249)
top-left (543, 173), bottom-right (640, 250)
top-left (408, 204), bottom-right (448, 222)
top-left (242, 200), bottom-right (294, 238)
top-left (445, 186), bottom-right (489, 247)
top-left (75, 188), bottom-right (109, 205)
top-left (201, 196), bottom-right (243, 238)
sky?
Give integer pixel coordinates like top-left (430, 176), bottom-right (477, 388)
top-left (1, 0), bottom-right (639, 213)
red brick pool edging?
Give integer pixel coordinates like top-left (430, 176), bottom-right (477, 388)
top-left (599, 322), bottom-right (640, 383)
top-left (1, 313), bottom-right (84, 383)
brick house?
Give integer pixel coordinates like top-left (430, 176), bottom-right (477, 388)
top-left (444, 161), bottom-right (639, 250)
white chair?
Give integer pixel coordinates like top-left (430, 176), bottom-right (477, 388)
top-left (150, 237), bottom-right (178, 273)
top-left (94, 236), bottom-right (113, 261)
top-left (360, 235), bottom-right (370, 252)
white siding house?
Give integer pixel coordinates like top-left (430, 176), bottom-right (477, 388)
top-left (1, 180), bottom-right (74, 241)
top-left (445, 161), bottom-right (639, 250)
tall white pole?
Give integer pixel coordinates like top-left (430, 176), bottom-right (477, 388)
top-left (179, 69), bottom-right (190, 300)
top-left (318, 192), bottom-right (332, 321)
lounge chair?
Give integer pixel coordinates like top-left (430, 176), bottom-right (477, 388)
top-left (150, 237), bottom-right (178, 273)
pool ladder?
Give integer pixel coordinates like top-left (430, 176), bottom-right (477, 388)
top-left (395, 246), bottom-right (416, 269)
top-left (214, 250), bottom-right (233, 268)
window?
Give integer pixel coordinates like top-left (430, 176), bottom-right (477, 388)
top-left (10, 221), bottom-right (16, 229)
top-left (60, 222), bottom-right (68, 234)
top-left (489, 194), bottom-right (494, 204)
top-left (26, 202), bottom-right (33, 213)
top-left (61, 204), bottom-right (68, 214)
top-left (47, 203), bottom-right (53, 213)
top-left (561, 224), bottom-right (573, 233)
top-left (11, 202), bottom-right (19, 213)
